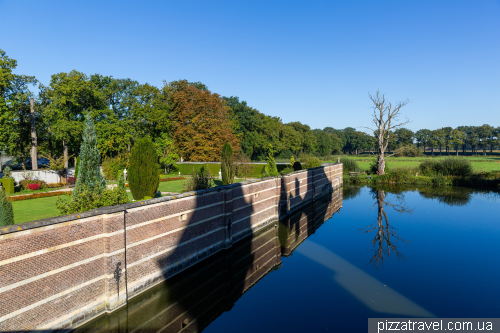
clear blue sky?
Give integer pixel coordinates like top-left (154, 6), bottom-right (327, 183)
top-left (1, 0), bottom-right (499, 132)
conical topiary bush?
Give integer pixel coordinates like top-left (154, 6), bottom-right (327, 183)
top-left (128, 137), bottom-right (159, 200)
top-left (221, 143), bottom-right (234, 185)
top-left (73, 113), bottom-right (106, 197)
top-left (0, 187), bottom-right (14, 226)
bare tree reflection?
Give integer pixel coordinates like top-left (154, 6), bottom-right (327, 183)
top-left (360, 189), bottom-right (412, 268)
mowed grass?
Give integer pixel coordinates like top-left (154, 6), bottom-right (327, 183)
top-left (12, 195), bottom-right (65, 224)
top-left (325, 155), bottom-right (500, 173)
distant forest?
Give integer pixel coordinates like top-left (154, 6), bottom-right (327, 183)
top-left (1, 49), bottom-right (499, 166)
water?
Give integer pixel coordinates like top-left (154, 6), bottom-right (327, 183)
top-left (76, 185), bottom-right (500, 332)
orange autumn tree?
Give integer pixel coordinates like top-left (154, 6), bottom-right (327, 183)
top-left (172, 85), bottom-right (240, 161)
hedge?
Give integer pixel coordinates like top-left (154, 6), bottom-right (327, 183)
top-left (8, 191), bottom-right (70, 202)
top-left (125, 177), bottom-right (185, 187)
top-left (177, 163), bottom-right (289, 178)
top-left (0, 178), bottom-right (14, 194)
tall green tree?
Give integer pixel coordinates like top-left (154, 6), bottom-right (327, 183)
top-left (40, 70), bottom-right (106, 167)
top-left (0, 49), bottom-right (38, 166)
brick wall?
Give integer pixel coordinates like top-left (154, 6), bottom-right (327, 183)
top-left (0, 163), bottom-right (342, 331)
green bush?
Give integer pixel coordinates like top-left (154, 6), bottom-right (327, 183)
top-left (341, 158), bottom-right (361, 174)
top-left (183, 164), bottom-right (214, 191)
top-left (303, 157), bottom-right (322, 169)
top-left (129, 137), bottom-right (160, 200)
top-left (221, 143), bottom-right (234, 185)
top-left (0, 178), bottom-right (15, 194)
top-left (0, 187), bottom-right (14, 226)
top-left (292, 161), bottom-right (302, 171)
top-left (102, 156), bottom-right (127, 181)
top-left (56, 185), bottom-right (130, 215)
top-left (419, 158), bottom-right (472, 177)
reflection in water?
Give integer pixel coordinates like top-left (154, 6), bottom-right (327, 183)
top-left (296, 241), bottom-right (434, 317)
top-left (360, 189), bottom-right (412, 268)
top-left (417, 186), bottom-right (472, 206)
top-left (76, 189), bottom-right (343, 333)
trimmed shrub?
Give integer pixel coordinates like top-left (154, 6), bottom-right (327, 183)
top-left (393, 145), bottom-right (423, 157)
top-left (128, 137), bottom-right (160, 200)
top-left (265, 145), bottom-right (278, 177)
top-left (8, 191), bottom-right (68, 202)
top-left (74, 113), bottom-right (106, 196)
top-left (341, 158), bottom-right (361, 174)
top-left (292, 161), bottom-right (302, 171)
top-left (303, 157), bottom-right (321, 169)
top-left (67, 176), bottom-right (77, 185)
top-left (0, 188), bottom-right (14, 226)
top-left (281, 166), bottom-right (294, 174)
top-left (221, 143), bottom-right (234, 185)
top-left (178, 163), bottom-right (221, 176)
top-left (0, 178), bottom-right (15, 194)
top-left (183, 165), bottom-right (214, 191)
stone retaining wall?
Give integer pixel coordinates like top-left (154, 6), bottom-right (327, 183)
top-left (0, 163), bottom-right (342, 331)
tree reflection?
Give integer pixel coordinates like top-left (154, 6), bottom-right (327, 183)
top-left (360, 189), bottom-right (412, 268)
top-left (417, 187), bottom-right (472, 207)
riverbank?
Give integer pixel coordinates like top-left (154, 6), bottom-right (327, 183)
top-left (344, 172), bottom-right (500, 190)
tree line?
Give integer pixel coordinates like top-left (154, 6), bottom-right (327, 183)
top-left (1, 49), bottom-right (499, 172)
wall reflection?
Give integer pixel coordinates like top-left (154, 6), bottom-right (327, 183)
top-left (75, 187), bottom-right (343, 333)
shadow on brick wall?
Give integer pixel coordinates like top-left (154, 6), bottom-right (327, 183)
top-left (73, 170), bottom-right (342, 332)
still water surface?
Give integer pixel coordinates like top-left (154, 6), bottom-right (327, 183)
top-left (77, 185), bottom-right (500, 332)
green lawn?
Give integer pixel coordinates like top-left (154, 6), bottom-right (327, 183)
top-left (12, 196), bottom-right (64, 224)
top-left (325, 155), bottom-right (500, 173)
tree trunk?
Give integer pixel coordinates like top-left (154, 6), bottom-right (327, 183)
top-left (30, 98), bottom-right (38, 170)
top-left (377, 152), bottom-right (386, 175)
top-left (456, 147), bottom-right (459, 156)
top-left (63, 139), bottom-right (68, 168)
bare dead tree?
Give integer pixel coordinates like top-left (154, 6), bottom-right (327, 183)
top-left (366, 91), bottom-right (410, 175)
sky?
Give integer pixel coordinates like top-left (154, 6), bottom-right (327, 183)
top-left (1, 0), bottom-right (499, 133)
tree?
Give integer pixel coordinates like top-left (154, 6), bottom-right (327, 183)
top-left (40, 70), bottom-right (105, 167)
top-left (221, 143), bottom-right (234, 185)
top-left (415, 129), bottom-right (432, 154)
top-left (154, 133), bottom-right (179, 174)
top-left (433, 128), bottom-right (446, 155)
top-left (367, 91), bottom-right (409, 175)
top-left (449, 129), bottom-right (465, 156)
top-left (128, 137), bottom-right (159, 200)
top-left (394, 128), bottom-right (414, 148)
top-left (171, 85), bottom-right (240, 161)
top-left (0, 49), bottom-right (38, 167)
top-left (73, 113), bottom-right (106, 196)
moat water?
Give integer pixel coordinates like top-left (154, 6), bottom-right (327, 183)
top-left (76, 185), bottom-right (500, 333)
